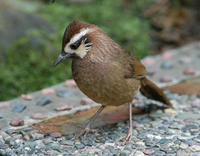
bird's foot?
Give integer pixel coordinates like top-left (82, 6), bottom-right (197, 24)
top-left (76, 127), bottom-right (97, 139)
top-left (120, 129), bottom-right (133, 145)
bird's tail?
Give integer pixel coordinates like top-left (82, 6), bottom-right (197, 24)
top-left (140, 77), bottom-right (173, 107)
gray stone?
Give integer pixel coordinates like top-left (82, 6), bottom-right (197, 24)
top-left (176, 150), bottom-right (188, 156)
top-left (120, 150), bottom-right (130, 156)
top-left (190, 145), bottom-right (200, 152)
top-left (50, 143), bottom-right (63, 152)
top-left (146, 68), bottom-right (155, 76)
top-left (0, 114), bottom-right (3, 119)
top-left (159, 138), bottom-right (171, 145)
top-left (134, 151), bottom-right (145, 156)
top-left (24, 141), bottom-right (36, 148)
top-left (143, 149), bottom-right (155, 155)
top-left (43, 138), bottom-right (53, 145)
top-left (4, 137), bottom-right (14, 145)
top-left (182, 125), bottom-right (198, 132)
top-left (5, 152), bottom-right (15, 156)
top-left (59, 140), bottom-right (74, 146)
top-left (36, 97), bottom-right (52, 106)
top-left (75, 143), bottom-right (85, 149)
top-left (65, 134), bottom-right (74, 140)
top-left (160, 61), bottom-right (174, 69)
top-left (12, 104), bottom-right (26, 113)
top-left (81, 139), bottom-right (93, 146)
top-left (0, 144), bottom-right (9, 149)
top-left (56, 90), bottom-right (74, 98)
top-left (31, 133), bottom-right (44, 140)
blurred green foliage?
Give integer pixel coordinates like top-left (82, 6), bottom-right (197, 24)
top-left (0, 0), bottom-right (152, 100)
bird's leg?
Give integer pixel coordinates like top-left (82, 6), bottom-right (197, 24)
top-left (76, 105), bottom-right (105, 138)
top-left (121, 103), bottom-right (133, 144)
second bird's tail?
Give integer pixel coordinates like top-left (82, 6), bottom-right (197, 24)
top-left (140, 77), bottom-right (173, 107)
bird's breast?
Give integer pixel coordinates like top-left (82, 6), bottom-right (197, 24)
top-left (72, 58), bottom-right (140, 105)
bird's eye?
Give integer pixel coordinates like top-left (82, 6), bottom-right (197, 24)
top-left (70, 40), bottom-right (81, 50)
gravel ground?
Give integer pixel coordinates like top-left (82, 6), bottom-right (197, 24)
top-left (1, 42), bottom-right (200, 155)
top-left (1, 91), bottom-right (200, 156)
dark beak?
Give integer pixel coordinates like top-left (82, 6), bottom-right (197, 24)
top-left (53, 53), bottom-right (72, 67)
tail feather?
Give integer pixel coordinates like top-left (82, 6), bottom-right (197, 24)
top-left (140, 77), bottom-right (173, 107)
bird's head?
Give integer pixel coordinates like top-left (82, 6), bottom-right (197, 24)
top-left (54, 20), bottom-right (95, 66)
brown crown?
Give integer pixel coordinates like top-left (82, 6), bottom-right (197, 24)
top-left (62, 20), bottom-right (94, 49)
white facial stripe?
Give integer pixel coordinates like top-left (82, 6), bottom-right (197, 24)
top-left (63, 28), bottom-right (93, 58)
top-left (70, 28), bottom-right (92, 44)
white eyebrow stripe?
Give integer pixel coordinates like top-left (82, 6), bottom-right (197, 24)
top-left (70, 28), bottom-right (92, 44)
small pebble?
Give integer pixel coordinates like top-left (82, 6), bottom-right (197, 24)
top-left (160, 76), bottom-right (172, 82)
top-left (162, 51), bottom-right (173, 60)
top-left (80, 97), bottom-right (94, 105)
top-left (55, 105), bottom-right (72, 111)
top-left (176, 150), bottom-right (188, 156)
top-left (159, 138), bottom-right (171, 145)
top-left (41, 88), bottom-right (55, 94)
top-left (119, 150), bottom-right (130, 156)
top-left (21, 94), bottom-right (32, 101)
top-left (146, 68), bottom-right (155, 76)
top-left (56, 90), bottom-right (74, 98)
top-left (5, 152), bottom-right (15, 156)
top-left (37, 97), bottom-right (52, 106)
top-left (25, 147), bottom-right (31, 151)
top-left (10, 119), bottom-right (24, 127)
top-left (65, 134), bottom-right (74, 140)
top-left (81, 139), bottom-right (93, 146)
top-left (31, 133), bottom-right (44, 140)
top-left (164, 108), bottom-right (176, 114)
top-left (50, 132), bottom-right (62, 138)
top-left (191, 99), bottom-right (200, 107)
top-left (182, 125), bottom-right (198, 132)
top-left (12, 104), bottom-right (26, 113)
top-left (65, 79), bottom-right (77, 87)
top-left (194, 138), bottom-right (200, 143)
top-left (0, 144), bottom-right (9, 149)
top-left (179, 142), bottom-right (188, 149)
top-left (31, 113), bottom-right (47, 120)
top-left (179, 57), bottom-right (191, 64)
top-left (136, 141), bottom-right (145, 146)
top-left (0, 102), bottom-right (10, 108)
top-left (43, 139), bottom-right (53, 145)
top-left (160, 61), bottom-right (174, 69)
top-left (75, 143), bottom-right (85, 149)
top-left (59, 140), bottom-right (74, 146)
top-left (134, 151), bottom-right (145, 156)
top-left (190, 145), bottom-right (200, 152)
top-left (23, 135), bottom-right (30, 141)
top-left (143, 58), bottom-right (155, 66)
top-left (0, 131), bottom-right (9, 138)
top-left (143, 149), bottom-right (155, 155)
top-left (183, 67), bottom-right (195, 75)
top-left (50, 143), bottom-right (62, 152)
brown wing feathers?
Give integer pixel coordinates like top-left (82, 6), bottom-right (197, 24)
top-left (124, 52), bottom-right (172, 107)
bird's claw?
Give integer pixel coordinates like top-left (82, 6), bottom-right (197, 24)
top-left (120, 129), bottom-right (133, 145)
top-left (76, 127), bottom-right (97, 139)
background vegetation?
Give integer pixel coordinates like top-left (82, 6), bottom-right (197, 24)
top-left (0, 0), bottom-right (153, 100)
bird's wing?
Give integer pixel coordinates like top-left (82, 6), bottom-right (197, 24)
top-left (119, 51), bottom-right (146, 80)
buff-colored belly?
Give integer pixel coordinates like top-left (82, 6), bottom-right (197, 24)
top-left (73, 68), bottom-right (141, 106)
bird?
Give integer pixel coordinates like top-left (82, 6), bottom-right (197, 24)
top-left (54, 20), bottom-right (173, 143)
